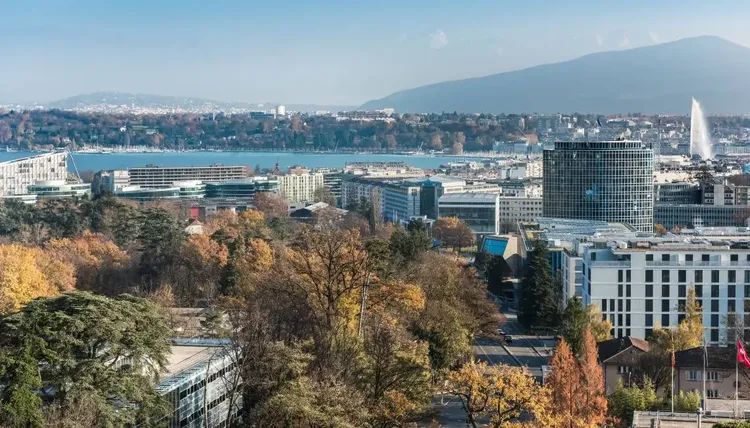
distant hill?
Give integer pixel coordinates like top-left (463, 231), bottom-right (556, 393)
top-left (361, 36), bottom-right (750, 114)
top-left (48, 92), bottom-right (355, 113)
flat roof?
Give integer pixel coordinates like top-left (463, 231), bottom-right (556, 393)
top-left (0, 151), bottom-right (66, 166)
top-left (439, 192), bottom-right (499, 202)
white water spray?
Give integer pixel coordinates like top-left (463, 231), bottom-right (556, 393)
top-left (690, 98), bottom-right (712, 159)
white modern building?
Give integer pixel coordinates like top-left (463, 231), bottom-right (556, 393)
top-left (93, 169), bottom-right (131, 194)
top-left (0, 152), bottom-right (68, 196)
top-left (278, 171), bottom-right (324, 204)
top-left (581, 229), bottom-right (750, 344)
top-left (27, 180), bottom-right (91, 198)
top-left (438, 193), bottom-right (500, 235)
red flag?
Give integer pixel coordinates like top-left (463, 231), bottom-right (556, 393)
top-left (738, 339), bottom-right (750, 369)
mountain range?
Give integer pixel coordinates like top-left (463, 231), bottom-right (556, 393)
top-left (48, 92), bottom-right (355, 113)
top-left (361, 36), bottom-right (750, 115)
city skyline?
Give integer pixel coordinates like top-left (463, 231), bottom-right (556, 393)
top-left (3, 0), bottom-right (750, 105)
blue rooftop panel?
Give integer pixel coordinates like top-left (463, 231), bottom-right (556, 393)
top-left (483, 238), bottom-right (508, 256)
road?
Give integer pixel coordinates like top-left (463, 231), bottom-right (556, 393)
top-left (427, 301), bottom-right (552, 426)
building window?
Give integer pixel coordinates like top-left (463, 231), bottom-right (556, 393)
top-left (602, 300), bottom-right (607, 311)
top-left (678, 299), bottom-right (686, 312)
top-left (678, 270), bottom-right (687, 283)
top-left (746, 271), bottom-right (750, 283)
top-left (662, 254), bottom-right (670, 262)
top-left (686, 254), bottom-right (694, 262)
top-left (646, 314), bottom-right (653, 327)
top-left (711, 329), bottom-right (719, 342)
top-left (662, 284), bottom-right (670, 297)
top-left (618, 314), bottom-right (623, 326)
top-left (618, 270), bottom-right (623, 282)
top-left (730, 284), bottom-right (736, 298)
top-left (712, 270), bottom-right (720, 283)
top-left (678, 284), bottom-right (686, 298)
top-left (646, 270), bottom-right (654, 283)
top-left (626, 284), bottom-right (631, 297)
top-left (626, 300), bottom-right (631, 311)
top-left (732, 254), bottom-right (739, 262)
top-left (707, 389), bottom-right (719, 398)
top-left (618, 284), bottom-right (623, 297)
top-left (662, 300), bottom-right (670, 312)
top-left (729, 300), bottom-right (736, 312)
top-left (646, 284), bottom-right (653, 297)
top-left (695, 270), bottom-right (704, 283)
top-left (702, 254), bottom-right (710, 262)
top-left (646, 254), bottom-right (654, 262)
top-left (662, 270), bottom-right (670, 283)
top-left (661, 314), bottom-right (670, 327)
top-left (646, 299), bottom-right (653, 312)
top-left (729, 270), bottom-right (737, 283)
top-left (711, 314), bottom-right (719, 327)
top-left (686, 370), bottom-right (701, 381)
top-left (625, 314), bottom-right (631, 326)
top-left (617, 366), bottom-right (631, 374)
top-left (707, 371), bottom-right (723, 381)
top-left (695, 285), bottom-right (703, 298)
top-left (712, 285), bottom-right (720, 298)
top-left (626, 270), bottom-right (631, 282)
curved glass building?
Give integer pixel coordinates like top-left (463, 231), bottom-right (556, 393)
top-left (543, 141), bottom-right (654, 233)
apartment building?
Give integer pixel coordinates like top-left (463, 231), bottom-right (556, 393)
top-left (278, 172), bottom-right (324, 204)
top-left (0, 152), bottom-right (68, 196)
top-left (382, 182), bottom-right (422, 222)
top-left (581, 231), bottom-right (750, 344)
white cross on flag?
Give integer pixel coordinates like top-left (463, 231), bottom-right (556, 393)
top-left (738, 339), bottom-right (750, 369)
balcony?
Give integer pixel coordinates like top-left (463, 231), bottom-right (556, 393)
top-left (588, 260), bottom-right (632, 268)
top-left (645, 261), bottom-right (743, 267)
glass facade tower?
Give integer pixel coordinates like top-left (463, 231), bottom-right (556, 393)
top-left (543, 141), bottom-right (654, 233)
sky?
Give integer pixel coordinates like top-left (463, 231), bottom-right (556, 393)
top-left (2, 0), bottom-right (750, 106)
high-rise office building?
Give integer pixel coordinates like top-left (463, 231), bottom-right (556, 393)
top-left (543, 141), bottom-right (654, 233)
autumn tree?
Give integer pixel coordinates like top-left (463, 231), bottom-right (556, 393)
top-left (447, 360), bottom-right (556, 428)
top-left (649, 287), bottom-right (703, 354)
top-left (547, 339), bottom-right (580, 428)
top-left (0, 244), bottom-right (75, 314)
top-left (430, 133), bottom-right (443, 151)
top-left (452, 132), bottom-right (465, 155)
top-left (253, 192), bottom-right (289, 219)
top-left (174, 234), bottom-right (229, 304)
top-left (578, 329), bottom-right (608, 426)
top-left (654, 223), bottom-right (667, 236)
top-left (433, 216), bottom-right (474, 253)
top-left (45, 232), bottom-right (131, 295)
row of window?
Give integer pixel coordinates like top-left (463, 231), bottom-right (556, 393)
top-left (646, 254), bottom-right (749, 262)
top-left (644, 270), bottom-right (747, 283)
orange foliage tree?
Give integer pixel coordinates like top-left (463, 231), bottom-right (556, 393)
top-left (548, 331), bottom-right (607, 428)
top-left (175, 234), bottom-right (229, 304)
top-left (0, 244), bottom-right (75, 314)
top-left (433, 217), bottom-right (474, 252)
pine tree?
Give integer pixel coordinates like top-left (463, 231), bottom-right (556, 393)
top-left (518, 240), bottom-right (560, 329)
top-left (579, 328), bottom-right (607, 426)
top-left (548, 338), bottom-right (579, 428)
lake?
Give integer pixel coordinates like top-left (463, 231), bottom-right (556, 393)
top-left (0, 151), bottom-right (488, 173)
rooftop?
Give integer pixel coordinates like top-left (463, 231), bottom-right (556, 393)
top-left (0, 151), bottom-right (66, 166)
top-left (439, 192), bottom-right (499, 203)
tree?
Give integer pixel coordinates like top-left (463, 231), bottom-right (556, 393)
top-left (174, 234), bottom-right (229, 304)
top-left (137, 207), bottom-right (186, 290)
top-left (654, 223), bottom-right (667, 236)
top-left (447, 360), bottom-right (556, 428)
top-left (518, 240), bottom-right (560, 330)
top-left (433, 217), bottom-right (474, 253)
top-left (430, 133), bottom-right (442, 151)
top-left (561, 297), bottom-right (613, 356)
top-left (579, 329), bottom-right (608, 426)
top-left (388, 220), bottom-right (431, 266)
top-left (694, 164), bottom-right (714, 184)
top-left (673, 390), bottom-right (700, 411)
top-left (253, 192), bottom-right (289, 219)
top-left (0, 244), bottom-right (75, 314)
top-left (607, 379), bottom-right (659, 427)
top-left (0, 292), bottom-right (171, 427)
top-left (452, 132), bottom-right (465, 155)
top-left (649, 287), bottom-right (702, 354)
top-left (547, 339), bottom-right (580, 428)
top-left (313, 186), bottom-right (337, 207)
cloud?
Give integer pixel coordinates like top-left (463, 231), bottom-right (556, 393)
top-left (429, 29), bottom-right (448, 50)
top-left (649, 31), bottom-right (661, 44)
top-left (595, 34), bottom-right (604, 47)
top-left (618, 36), bottom-right (631, 48)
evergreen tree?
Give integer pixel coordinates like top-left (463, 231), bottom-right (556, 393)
top-left (561, 297), bottom-right (589, 356)
top-left (518, 240), bottom-right (560, 329)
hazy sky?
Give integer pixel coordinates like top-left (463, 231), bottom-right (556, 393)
top-left (2, 0), bottom-right (750, 105)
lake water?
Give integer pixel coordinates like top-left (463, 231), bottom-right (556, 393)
top-left (0, 151), bottom-right (488, 173)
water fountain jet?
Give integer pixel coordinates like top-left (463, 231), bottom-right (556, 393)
top-left (690, 98), bottom-right (712, 159)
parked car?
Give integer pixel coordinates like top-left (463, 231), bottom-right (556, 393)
top-left (503, 334), bottom-right (513, 344)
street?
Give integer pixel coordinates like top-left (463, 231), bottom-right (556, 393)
top-left (427, 302), bottom-right (553, 426)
